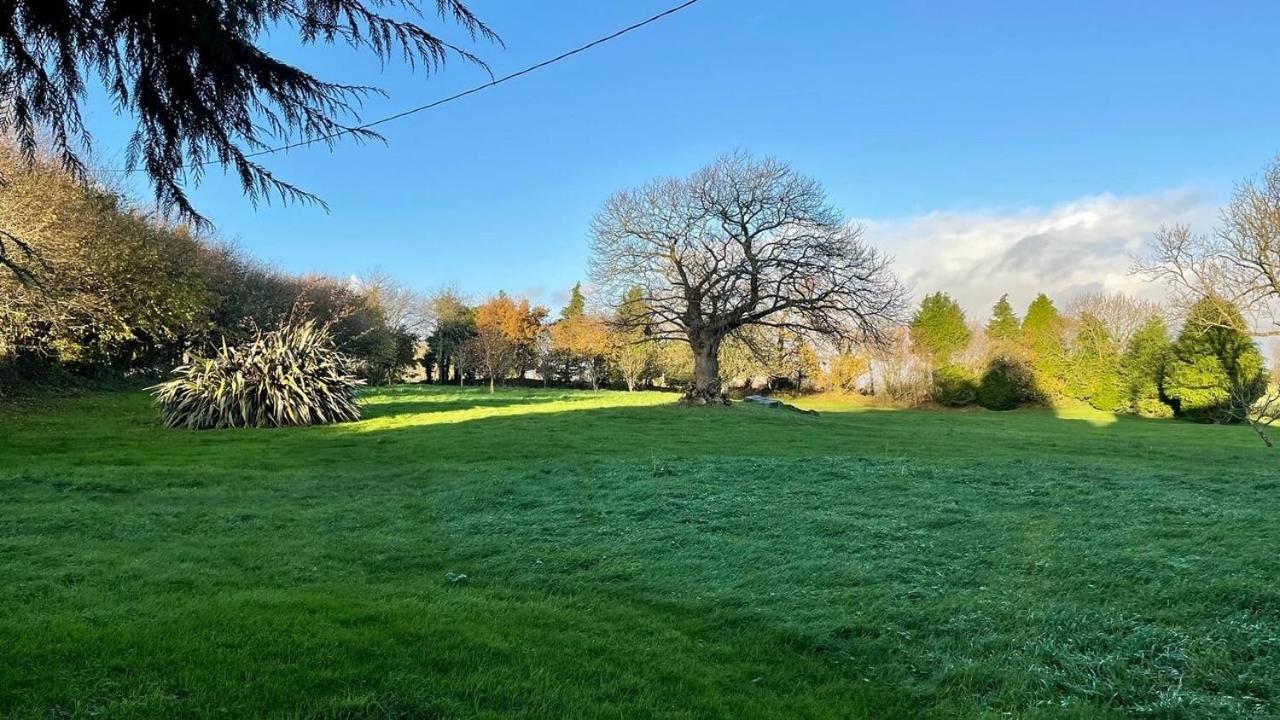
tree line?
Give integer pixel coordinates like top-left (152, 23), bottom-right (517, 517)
top-left (4, 141), bottom-right (1277, 446)
top-left (902, 289), bottom-right (1271, 426)
top-left (0, 145), bottom-right (416, 395)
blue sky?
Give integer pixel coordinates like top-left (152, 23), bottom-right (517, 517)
top-left (86, 1), bottom-right (1280, 312)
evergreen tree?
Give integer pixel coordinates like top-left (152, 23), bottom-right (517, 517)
top-left (1021, 293), bottom-right (1067, 399)
top-left (909, 292), bottom-right (971, 363)
top-left (987, 294), bottom-right (1021, 342)
top-left (1067, 313), bottom-right (1122, 411)
top-left (612, 287), bottom-right (655, 391)
top-left (1163, 297), bottom-right (1266, 422)
top-left (1120, 318), bottom-right (1173, 417)
top-left (562, 282), bottom-right (587, 320)
top-left (617, 286), bottom-right (648, 329)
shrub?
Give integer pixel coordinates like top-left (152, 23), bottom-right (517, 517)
top-left (932, 364), bottom-right (978, 406)
top-left (823, 352), bottom-right (871, 394)
top-left (1135, 397), bottom-right (1174, 419)
top-left (977, 356), bottom-right (1032, 410)
top-left (152, 320), bottom-right (364, 429)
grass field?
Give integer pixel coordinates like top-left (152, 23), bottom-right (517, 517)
top-left (2, 386), bottom-right (1278, 719)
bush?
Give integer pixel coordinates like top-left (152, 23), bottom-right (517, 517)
top-left (822, 352), bottom-right (871, 394)
top-left (932, 364), bottom-right (977, 406)
top-left (977, 356), bottom-right (1031, 410)
top-left (1134, 397), bottom-right (1174, 419)
top-left (152, 320), bottom-right (364, 429)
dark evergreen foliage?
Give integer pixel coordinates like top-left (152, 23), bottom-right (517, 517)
top-left (932, 363), bottom-right (978, 407)
top-left (909, 292), bottom-right (970, 362)
top-left (977, 355), bottom-right (1032, 411)
top-left (1163, 298), bottom-right (1266, 422)
top-left (1119, 318), bottom-right (1172, 417)
top-left (986, 294), bottom-right (1020, 342)
top-left (0, 0), bottom-right (496, 224)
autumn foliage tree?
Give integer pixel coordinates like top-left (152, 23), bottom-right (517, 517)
top-left (467, 293), bottom-right (529, 393)
top-left (551, 309), bottom-right (611, 389)
top-left (426, 290), bottom-right (474, 386)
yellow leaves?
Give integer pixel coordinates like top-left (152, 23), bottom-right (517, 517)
top-left (821, 352), bottom-right (871, 394)
top-left (474, 294), bottom-right (526, 342)
top-left (550, 313), bottom-right (611, 358)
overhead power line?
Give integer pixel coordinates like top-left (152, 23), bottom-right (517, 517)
top-left (238, 0), bottom-right (701, 164)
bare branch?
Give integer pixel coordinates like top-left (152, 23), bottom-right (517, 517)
top-left (589, 151), bottom-right (906, 400)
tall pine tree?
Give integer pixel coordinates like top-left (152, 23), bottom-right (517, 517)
top-left (987, 294), bottom-right (1021, 342)
top-left (909, 292), bottom-right (971, 363)
top-left (1120, 318), bottom-right (1173, 417)
top-left (561, 283), bottom-right (587, 320)
top-left (1021, 293), bottom-right (1067, 399)
top-left (1068, 313), bottom-right (1122, 410)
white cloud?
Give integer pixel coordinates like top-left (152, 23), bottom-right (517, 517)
top-left (863, 190), bottom-right (1218, 319)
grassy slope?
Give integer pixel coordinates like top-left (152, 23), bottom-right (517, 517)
top-left (1, 386), bottom-right (1277, 719)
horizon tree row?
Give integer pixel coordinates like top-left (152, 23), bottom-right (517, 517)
top-left (904, 289), bottom-right (1272, 426)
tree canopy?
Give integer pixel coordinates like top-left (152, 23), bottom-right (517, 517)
top-left (588, 151), bottom-right (904, 402)
top-left (909, 292), bottom-right (970, 362)
top-left (1021, 293), bottom-right (1067, 398)
top-left (987, 294), bottom-right (1020, 342)
top-left (1163, 297), bottom-right (1266, 422)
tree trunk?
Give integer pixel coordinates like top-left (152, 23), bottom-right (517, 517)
top-left (489, 376), bottom-right (495, 394)
top-left (685, 334), bottom-right (728, 405)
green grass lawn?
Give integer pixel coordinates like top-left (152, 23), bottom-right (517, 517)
top-left (2, 386), bottom-right (1277, 719)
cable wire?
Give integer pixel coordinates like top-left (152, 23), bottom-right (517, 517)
top-left (236, 0), bottom-right (701, 163)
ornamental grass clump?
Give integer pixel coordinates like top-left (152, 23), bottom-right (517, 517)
top-left (152, 320), bottom-right (364, 429)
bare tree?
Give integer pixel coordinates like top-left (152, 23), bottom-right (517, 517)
top-left (612, 333), bottom-right (653, 391)
top-left (1229, 382), bottom-right (1280, 448)
top-left (870, 326), bottom-right (930, 405)
top-left (359, 271), bottom-right (427, 335)
top-left (1226, 348), bottom-right (1280, 447)
top-left (1064, 291), bottom-right (1165, 347)
top-left (588, 152), bottom-right (905, 404)
top-left (1137, 155), bottom-right (1280, 335)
